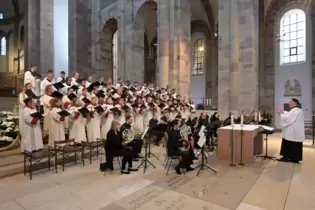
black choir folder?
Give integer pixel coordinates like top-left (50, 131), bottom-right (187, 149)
top-left (57, 110), bottom-right (71, 117)
top-left (30, 112), bottom-right (44, 119)
top-left (78, 107), bottom-right (90, 116)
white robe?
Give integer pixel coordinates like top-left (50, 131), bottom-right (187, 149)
top-left (24, 71), bottom-right (36, 90)
top-left (68, 106), bottom-right (87, 143)
top-left (280, 107), bottom-right (305, 142)
top-left (19, 93), bottom-right (27, 152)
top-left (143, 104), bottom-right (153, 129)
top-left (23, 107), bottom-right (43, 152)
top-left (40, 78), bottom-right (54, 96)
top-left (48, 108), bottom-right (65, 147)
top-left (86, 105), bottom-right (101, 141)
top-left (62, 95), bottom-right (71, 130)
top-left (101, 104), bottom-right (114, 139)
top-left (133, 108), bottom-right (144, 133)
top-left (41, 94), bottom-right (53, 133)
top-left (71, 77), bottom-right (79, 86)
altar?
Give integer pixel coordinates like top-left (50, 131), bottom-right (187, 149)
top-left (217, 125), bottom-right (263, 164)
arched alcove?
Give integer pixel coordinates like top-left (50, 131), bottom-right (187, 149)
top-left (100, 18), bottom-right (118, 81)
top-left (262, 0), bottom-right (312, 127)
top-left (133, 1), bottom-right (157, 84)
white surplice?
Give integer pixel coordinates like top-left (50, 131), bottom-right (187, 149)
top-left (18, 93), bottom-right (27, 152)
top-left (23, 106), bottom-right (43, 152)
top-left (86, 104), bottom-right (101, 141)
top-left (101, 104), bottom-right (114, 139)
top-left (41, 94), bottom-right (53, 133)
top-left (62, 95), bottom-right (71, 130)
top-left (280, 107), bottom-right (305, 142)
top-left (40, 78), bottom-right (54, 96)
top-left (133, 108), bottom-right (144, 133)
top-left (24, 71), bottom-right (36, 92)
top-left (143, 104), bottom-right (153, 129)
top-left (48, 107), bottom-right (65, 147)
top-left (68, 106), bottom-right (87, 143)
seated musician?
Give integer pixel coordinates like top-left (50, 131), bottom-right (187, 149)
top-left (101, 120), bottom-right (139, 174)
top-left (149, 113), bottom-right (164, 146)
top-left (167, 119), bottom-right (194, 175)
top-left (120, 115), bottom-right (143, 160)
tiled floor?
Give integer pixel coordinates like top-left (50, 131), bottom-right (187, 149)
top-left (0, 136), bottom-right (315, 210)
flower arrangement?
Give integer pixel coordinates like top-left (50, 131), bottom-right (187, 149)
top-left (0, 111), bottom-right (19, 148)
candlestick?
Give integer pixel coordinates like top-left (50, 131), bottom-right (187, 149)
top-left (258, 112), bottom-right (261, 122)
top-left (240, 114), bottom-right (244, 127)
top-left (254, 112), bottom-right (258, 122)
top-left (231, 115), bottom-right (234, 127)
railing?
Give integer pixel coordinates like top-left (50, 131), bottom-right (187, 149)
top-left (190, 98), bottom-right (217, 110)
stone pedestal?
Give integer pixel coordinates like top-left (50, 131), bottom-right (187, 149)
top-left (218, 0), bottom-right (259, 118)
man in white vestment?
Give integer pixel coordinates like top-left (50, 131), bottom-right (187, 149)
top-left (56, 71), bottom-right (66, 82)
top-left (71, 72), bottom-right (80, 86)
top-left (24, 64), bottom-right (37, 92)
top-left (276, 98), bottom-right (305, 163)
top-left (40, 71), bottom-right (55, 96)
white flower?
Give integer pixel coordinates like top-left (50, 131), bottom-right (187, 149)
top-left (7, 116), bottom-right (13, 121)
top-left (1, 121), bottom-right (8, 126)
top-left (0, 136), bottom-right (13, 142)
top-left (5, 127), bottom-right (13, 132)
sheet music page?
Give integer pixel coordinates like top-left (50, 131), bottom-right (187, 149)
top-left (259, 125), bottom-right (275, 131)
top-left (141, 127), bottom-right (149, 139)
top-left (198, 125), bottom-right (206, 136)
top-left (197, 134), bottom-right (206, 147)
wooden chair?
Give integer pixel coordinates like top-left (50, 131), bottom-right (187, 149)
top-left (163, 132), bottom-right (182, 175)
top-left (53, 139), bottom-right (82, 172)
top-left (101, 139), bottom-right (122, 175)
top-left (81, 138), bottom-right (103, 165)
top-left (23, 150), bottom-right (55, 180)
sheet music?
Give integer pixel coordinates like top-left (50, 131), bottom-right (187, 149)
top-left (259, 125), bottom-right (275, 131)
top-left (197, 134), bottom-right (206, 147)
top-left (142, 127), bottom-right (149, 139)
top-left (198, 125), bottom-right (206, 136)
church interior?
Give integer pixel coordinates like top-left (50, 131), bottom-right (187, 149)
top-left (0, 0), bottom-right (315, 210)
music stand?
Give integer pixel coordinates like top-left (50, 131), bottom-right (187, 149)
top-left (195, 135), bottom-right (217, 176)
top-left (256, 128), bottom-right (276, 161)
top-left (138, 127), bottom-right (156, 173)
top-left (147, 127), bottom-right (159, 160)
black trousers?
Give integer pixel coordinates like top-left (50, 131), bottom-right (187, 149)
top-left (280, 138), bottom-right (303, 161)
top-left (127, 139), bottom-right (143, 157)
top-left (149, 131), bottom-right (165, 144)
top-left (105, 149), bottom-right (133, 170)
top-left (169, 150), bottom-right (193, 169)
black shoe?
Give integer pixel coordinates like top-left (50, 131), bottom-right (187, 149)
top-left (277, 157), bottom-right (289, 162)
top-left (121, 170), bottom-right (130, 174)
top-left (186, 167), bottom-right (195, 172)
top-left (291, 160), bottom-right (300, 164)
top-left (133, 158), bottom-right (139, 162)
top-left (128, 168), bottom-right (139, 172)
top-left (137, 154), bottom-right (143, 158)
top-left (175, 167), bottom-right (182, 175)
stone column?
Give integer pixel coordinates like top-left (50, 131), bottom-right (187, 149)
top-left (68, 0), bottom-right (92, 77)
top-left (218, 0), bottom-right (259, 118)
top-left (174, 0), bottom-right (191, 97)
top-left (311, 5), bottom-right (315, 114)
top-left (157, 0), bottom-right (170, 88)
top-left (24, 0), bottom-right (40, 73)
top-left (91, 0), bottom-right (101, 78)
top-left (117, 0), bottom-right (125, 80)
top-left (39, 0), bottom-right (54, 73)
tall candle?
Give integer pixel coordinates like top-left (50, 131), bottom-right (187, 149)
top-left (231, 115), bottom-right (234, 127)
top-left (254, 112), bottom-right (258, 122)
top-left (240, 114), bottom-right (244, 127)
top-left (258, 112), bottom-right (261, 122)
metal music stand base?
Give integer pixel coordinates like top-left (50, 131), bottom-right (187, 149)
top-left (147, 139), bottom-right (159, 160)
top-left (256, 134), bottom-right (276, 161)
top-left (138, 140), bottom-right (156, 174)
top-left (238, 127), bottom-right (245, 166)
top-left (195, 146), bottom-right (217, 176)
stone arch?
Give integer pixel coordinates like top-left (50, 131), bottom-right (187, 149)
top-left (260, 0), bottom-right (311, 115)
top-left (100, 18), bottom-right (118, 80)
top-left (132, 0), bottom-right (157, 83)
top-left (190, 19), bottom-right (217, 108)
top-left (200, 0), bottom-right (215, 33)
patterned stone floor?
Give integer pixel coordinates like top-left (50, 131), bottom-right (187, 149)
top-left (0, 135), bottom-right (315, 210)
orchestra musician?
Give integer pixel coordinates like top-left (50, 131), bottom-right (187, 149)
top-left (167, 119), bottom-right (195, 175)
top-left (101, 119), bottom-right (139, 174)
top-left (120, 115), bottom-right (143, 161)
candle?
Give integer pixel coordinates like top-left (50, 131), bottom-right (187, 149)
top-left (209, 98), bottom-right (211, 106)
top-left (258, 112), bottom-right (261, 122)
top-left (254, 112), bottom-right (258, 122)
top-left (240, 114), bottom-right (244, 127)
top-left (231, 115), bottom-right (234, 126)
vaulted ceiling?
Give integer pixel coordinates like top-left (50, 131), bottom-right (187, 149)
top-left (0, 0), bottom-right (26, 19)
